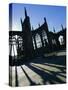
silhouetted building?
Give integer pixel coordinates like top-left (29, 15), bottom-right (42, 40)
top-left (20, 8), bottom-right (34, 58)
top-left (9, 8), bottom-right (66, 58)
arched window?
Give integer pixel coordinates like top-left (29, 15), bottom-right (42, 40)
top-left (9, 35), bottom-right (23, 56)
top-left (9, 36), bottom-right (17, 56)
top-left (35, 33), bottom-right (42, 48)
top-left (58, 35), bottom-right (64, 45)
top-left (17, 36), bottom-right (23, 50)
top-left (42, 30), bottom-right (48, 46)
top-left (32, 37), bottom-right (36, 50)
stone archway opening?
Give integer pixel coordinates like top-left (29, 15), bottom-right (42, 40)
top-left (58, 35), bottom-right (64, 45)
top-left (35, 33), bottom-right (42, 48)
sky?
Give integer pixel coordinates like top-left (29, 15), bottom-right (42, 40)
top-left (11, 3), bottom-right (66, 32)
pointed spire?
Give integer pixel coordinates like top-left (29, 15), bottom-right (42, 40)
top-left (44, 17), bottom-right (49, 31)
top-left (44, 17), bottom-right (47, 23)
top-left (61, 24), bottom-right (63, 30)
top-left (32, 26), bottom-right (34, 31)
top-left (20, 18), bottom-right (22, 26)
top-left (24, 7), bottom-right (27, 17)
top-left (53, 27), bottom-right (55, 33)
top-left (38, 23), bottom-right (40, 27)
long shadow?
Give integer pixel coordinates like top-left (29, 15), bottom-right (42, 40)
top-left (44, 64), bottom-right (66, 78)
top-left (15, 66), bottom-right (19, 86)
top-left (43, 63), bottom-right (66, 73)
top-left (43, 56), bottom-right (66, 66)
top-left (32, 64), bottom-right (66, 79)
top-left (20, 66), bottom-right (38, 85)
top-left (26, 63), bottom-right (66, 84)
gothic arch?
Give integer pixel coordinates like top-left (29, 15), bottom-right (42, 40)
top-left (9, 35), bottom-right (23, 57)
top-left (35, 33), bottom-right (42, 48)
top-left (58, 35), bottom-right (64, 45)
top-left (32, 36), bottom-right (36, 50)
top-left (42, 30), bottom-right (48, 46)
top-left (9, 35), bottom-right (17, 56)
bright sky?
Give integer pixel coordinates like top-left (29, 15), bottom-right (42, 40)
top-left (10, 3), bottom-right (66, 32)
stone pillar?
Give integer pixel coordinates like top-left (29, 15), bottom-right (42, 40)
top-left (33, 35), bottom-right (37, 50)
top-left (40, 34), bottom-right (44, 47)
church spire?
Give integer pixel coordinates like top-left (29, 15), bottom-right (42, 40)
top-left (61, 24), bottom-right (63, 30)
top-left (53, 27), bottom-right (55, 33)
top-left (38, 23), bottom-right (40, 27)
top-left (24, 7), bottom-right (27, 17)
top-left (20, 18), bottom-right (22, 26)
top-left (44, 17), bottom-right (47, 23)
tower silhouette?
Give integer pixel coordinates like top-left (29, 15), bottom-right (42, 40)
top-left (21, 8), bottom-right (34, 58)
top-left (24, 7), bottom-right (27, 17)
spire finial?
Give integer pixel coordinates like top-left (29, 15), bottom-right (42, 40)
top-left (20, 18), bottom-right (22, 25)
top-left (24, 7), bottom-right (27, 17)
top-left (53, 27), bottom-right (55, 33)
top-left (61, 24), bottom-right (63, 30)
top-left (32, 26), bottom-right (34, 30)
top-left (38, 23), bottom-right (40, 27)
top-left (44, 17), bottom-right (46, 23)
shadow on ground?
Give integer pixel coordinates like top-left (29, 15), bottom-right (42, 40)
top-left (9, 55), bottom-right (66, 86)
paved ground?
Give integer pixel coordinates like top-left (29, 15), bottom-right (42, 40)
top-left (9, 51), bottom-right (66, 87)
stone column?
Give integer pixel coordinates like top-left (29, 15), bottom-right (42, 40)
top-left (33, 35), bottom-right (37, 50)
top-left (40, 34), bottom-right (44, 47)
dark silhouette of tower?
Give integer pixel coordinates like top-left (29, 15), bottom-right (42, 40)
top-left (21, 8), bottom-right (34, 58)
top-left (44, 17), bottom-right (52, 50)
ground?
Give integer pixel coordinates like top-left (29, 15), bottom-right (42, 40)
top-left (9, 50), bottom-right (66, 87)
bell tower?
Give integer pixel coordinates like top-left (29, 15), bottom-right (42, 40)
top-left (21, 8), bottom-right (34, 58)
